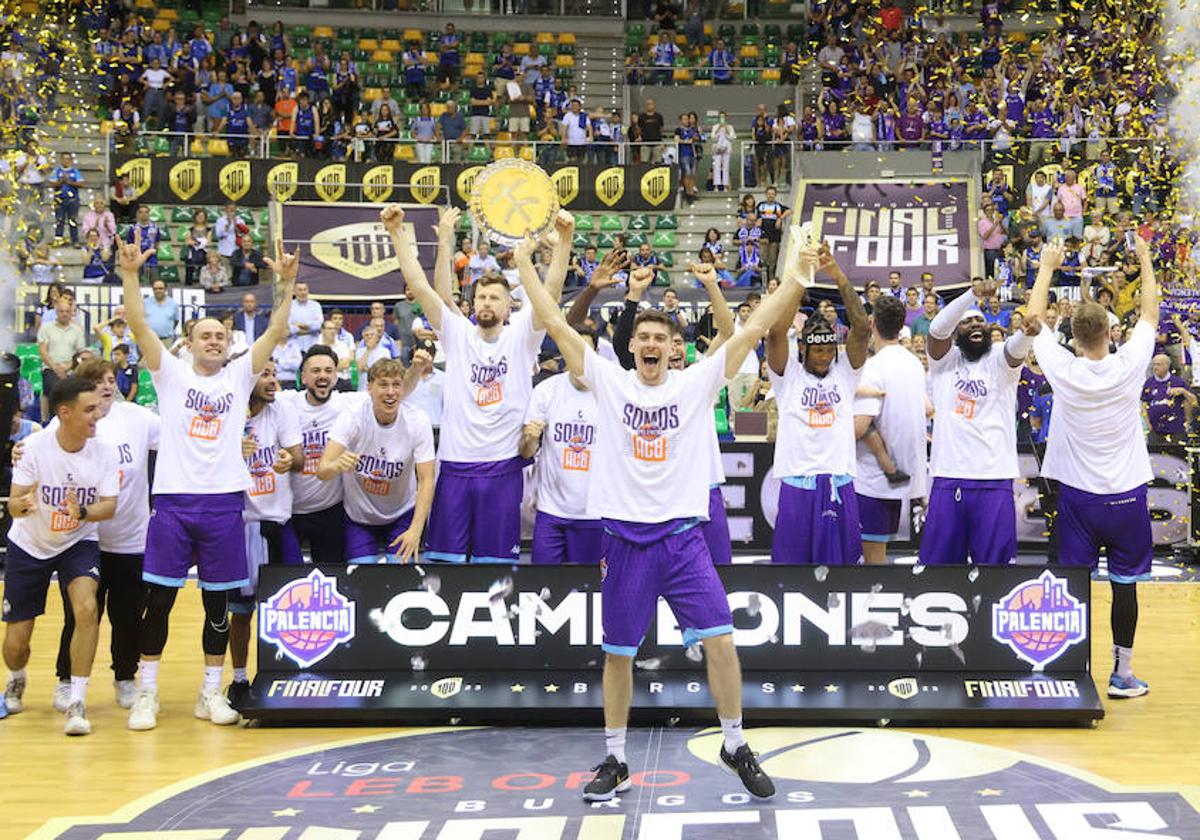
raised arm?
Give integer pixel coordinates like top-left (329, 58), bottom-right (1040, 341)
top-left (765, 242), bottom-right (810, 376)
top-left (565, 249), bottom-right (628, 326)
top-left (1134, 235), bottom-right (1158, 326)
top-left (514, 237), bottom-right (589, 377)
top-left (114, 230), bottom-right (163, 372)
top-left (536, 210), bottom-right (575, 331)
top-left (734, 245), bottom-right (816, 381)
top-left (692, 263), bottom-right (735, 355)
top-left (612, 266), bottom-right (655, 370)
top-left (825, 244), bottom-right (869, 368)
top-left (253, 240), bottom-right (298, 374)
top-left (927, 281), bottom-right (985, 362)
top-left (432, 207), bottom-right (460, 309)
top-left (1025, 242), bottom-right (1061, 322)
top-left (401, 348), bottom-right (433, 401)
top-left (381, 204), bottom-right (446, 331)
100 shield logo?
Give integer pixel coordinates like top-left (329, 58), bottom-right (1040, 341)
top-left (259, 569), bottom-right (356, 667)
top-left (992, 571), bottom-right (1087, 670)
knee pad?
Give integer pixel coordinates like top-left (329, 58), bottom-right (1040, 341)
top-left (201, 589), bottom-right (230, 657)
top-left (139, 583), bottom-right (179, 657)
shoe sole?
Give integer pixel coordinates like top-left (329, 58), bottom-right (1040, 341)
top-left (1108, 685), bottom-right (1149, 698)
top-left (719, 754), bottom-right (776, 800)
top-left (128, 718), bottom-right (157, 731)
top-left (5, 702), bottom-right (22, 715)
top-left (582, 778), bottom-right (631, 802)
top-left (64, 721), bottom-right (91, 736)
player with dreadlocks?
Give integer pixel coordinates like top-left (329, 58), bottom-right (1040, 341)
top-left (766, 240), bottom-right (870, 564)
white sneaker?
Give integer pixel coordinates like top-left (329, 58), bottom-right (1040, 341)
top-left (195, 687), bottom-right (240, 725)
top-left (63, 702), bottom-right (91, 736)
top-left (53, 680), bottom-right (71, 713)
top-left (114, 680), bottom-right (137, 709)
top-left (4, 675), bottom-right (25, 714)
top-left (127, 689), bottom-right (159, 731)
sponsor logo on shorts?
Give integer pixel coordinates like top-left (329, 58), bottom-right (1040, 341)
top-left (259, 569), bottom-right (356, 668)
top-left (991, 571), bottom-right (1087, 670)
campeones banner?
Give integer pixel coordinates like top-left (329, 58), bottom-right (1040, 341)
top-left (111, 156), bottom-right (676, 212)
top-left (795, 179), bottom-right (979, 289)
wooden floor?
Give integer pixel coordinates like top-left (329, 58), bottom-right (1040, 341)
top-left (2, 582), bottom-right (1200, 840)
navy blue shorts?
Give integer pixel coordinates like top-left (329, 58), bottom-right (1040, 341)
top-left (2, 540), bottom-right (101, 623)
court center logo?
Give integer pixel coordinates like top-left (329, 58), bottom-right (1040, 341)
top-left (992, 570), bottom-right (1087, 670)
top-left (259, 569), bottom-right (356, 668)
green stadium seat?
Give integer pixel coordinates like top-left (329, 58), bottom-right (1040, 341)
top-left (658, 251), bottom-right (674, 268)
top-left (468, 144), bottom-right (492, 162)
top-left (152, 136), bottom-right (172, 155)
top-left (652, 231), bottom-right (677, 249)
top-left (763, 24), bottom-right (782, 42)
top-left (626, 213), bottom-right (650, 231)
top-left (599, 214), bottom-right (623, 232)
top-left (175, 225), bottom-right (189, 243)
top-left (251, 228), bottom-right (266, 246)
top-left (718, 24), bottom-right (736, 41)
top-left (654, 213), bottom-right (678, 230)
top-left (147, 206), bottom-right (164, 223)
top-left (459, 211), bottom-right (473, 230)
top-left (138, 368), bottom-right (152, 388)
top-left (572, 232), bottom-right (591, 248)
top-left (336, 27), bottom-right (356, 39)
top-left (403, 102), bottom-right (420, 119)
top-left (653, 269), bottom-right (670, 287)
top-left (597, 232), bottom-right (615, 248)
top-left (15, 343), bottom-right (38, 359)
top-left (258, 209), bottom-right (271, 227)
top-left (491, 32), bottom-right (511, 47)
top-left (627, 23), bottom-right (644, 37)
top-left (685, 342), bottom-right (697, 364)
top-left (158, 265), bottom-right (180, 284)
top-left (624, 232), bottom-right (647, 247)
top-left (290, 25), bottom-right (311, 38)
top-left (786, 23), bottom-right (804, 42)
top-left (573, 213), bottom-right (594, 231)
top-left (741, 23), bottom-right (759, 37)
top-left (558, 43), bottom-right (574, 55)
top-left (171, 207), bottom-right (193, 223)
top-left (117, 224), bottom-right (131, 239)
top-left (738, 68), bottom-right (759, 84)
top-left (156, 243), bottom-right (176, 262)
top-left (714, 406), bottom-right (729, 434)
top-left (20, 356), bottom-right (39, 379)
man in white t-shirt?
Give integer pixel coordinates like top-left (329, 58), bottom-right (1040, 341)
top-left (767, 244), bottom-right (871, 565)
top-left (385, 204), bottom-right (569, 565)
top-left (115, 231), bottom-right (296, 732)
top-left (921, 278), bottom-right (1039, 566)
top-left (3, 378), bottom-right (119, 736)
top-left (853, 296), bottom-right (929, 564)
top-left (287, 281), bottom-right (324, 355)
top-left (520, 328), bottom-right (603, 564)
top-left (514, 245), bottom-right (809, 803)
top-left (226, 361), bottom-right (301, 710)
top-left (318, 358), bottom-right (436, 563)
top-left (1027, 238), bottom-right (1157, 699)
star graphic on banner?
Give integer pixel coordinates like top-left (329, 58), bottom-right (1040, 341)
top-left (976, 789), bottom-right (1004, 797)
top-left (824, 684), bottom-right (840, 693)
top-left (511, 683), bottom-right (525, 693)
top-left (903, 790), bottom-right (930, 798)
top-left (790, 684), bottom-right (805, 693)
top-left (544, 683), bottom-right (560, 693)
top-left (272, 808), bottom-right (302, 817)
top-left (352, 805), bottom-right (381, 814)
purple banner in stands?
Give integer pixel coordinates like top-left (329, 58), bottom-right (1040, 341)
top-left (279, 202), bottom-right (440, 300)
top-left (796, 179), bottom-right (979, 289)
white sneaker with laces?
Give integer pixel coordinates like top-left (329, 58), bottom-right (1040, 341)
top-left (53, 680), bottom-right (71, 713)
top-left (114, 680), bottom-right (137, 709)
top-left (63, 702), bottom-right (91, 736)
top-left (4, 675), bottom-right (25, 714)
top-left (127, 689), bottom-right (159, 731)
top-left (195, 687), bottom-right (240, 725)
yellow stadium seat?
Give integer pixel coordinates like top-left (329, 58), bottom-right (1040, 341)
top-left (519, 146), bottom-right (534, 161)
top-left (362, 87), bottom-right (384, 102)
top-left (134, 0), bottom-right (154, 8)
top-left (558, 33), bottom-right (575, 45)
top-left (739, 45), bottom-right (760, 59)
top-left (762, 68), bottom-right (781, 81)
top-left (159, 7), bottom-right (178, 19)
top-left (99, 120), bottom-right (115, 136)
top-left (372, 50), bottom-right (394, 62)
top-left (207, 139), bottom-right (229, 156)
top-left (704, 23), bottom-right (713, 36)
top-left (403, 28), bottom-right (422, 42)
top-left (494, 145), bottom-right (514, 159)
top-left (430, 103), bottom-right (447, 117)
top-left (359, 38), bottom-right (379, 51)
top-left (497, 131), bottom-right (513, 141)
top-left (672, 67), bottom-right (692, 82)
top-left (394, 144), bottom-right (415, 161)
top-left (382, 39), bottom-right (402, 52)
top-left (313, 26), bottom-right (334, 39)
top-left (152, 18), bottom-right (170, 31)
top-left (675, 34), bottom-right (687, 46)
top-left (536, 32), bottom-right (554, 44)
top-left (695, 79), bottom-right (712, 87)
top-left (555, 54), bottom-right (575, 68)
top-left (466, 51), bottom-right (486, 65)
top-left (514, 42), bottom-right (531, 55)
top-left (422, 51), bottom-right (436, 64)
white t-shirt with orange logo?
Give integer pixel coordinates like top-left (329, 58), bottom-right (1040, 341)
top-left (329, 397), bottom-right (436, 526)
top-left (435, 302), bottom-right (545, 463)
top-left (526, 373), bottom-right (599, 520)
top-left (151, 350), bottom-right (257, 495)
top-left (9, 429), bottom-right (119, 559)
top-left (581, 347), bottom-right (728, 524)
top-left (770, 352), bottom-right (862, 478)
top-left (284, 389), bottom-right (364, 514)
top-left (244, 400), bottom-right (302, 523)
top-left (928, 344), bottom-right (1021, 480)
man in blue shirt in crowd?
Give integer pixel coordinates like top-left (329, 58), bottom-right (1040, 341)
top-left (125, 205), bottom-right (161, 284)
top-left (225, 90), bottom-right (250, 156)
top-left (50, 152), bottom-right (83, 247)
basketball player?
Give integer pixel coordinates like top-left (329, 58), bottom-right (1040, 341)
top-left (3, 378), bottom-right (118, 735)
top-left (513, 242), bottom-right (812, 803)
top-left (115, 232), bottom-right (297, 731)
top-left (853, 296), bottom-right (928, 564)
top-left (767, 244), bottom-right (871, 565)
top-left (35, 359), bottom-right (160, 712)
top-left (317, 357), bottom-right (436, 563)
top-left (227, 361), bottom-right (302, 709)
top-left (383, 204), bottom-right (570, 564)
top-left (1027, 238), bottom-right (1157, 698)
top-left (921, 279), bottom-right (1039, 565)
top-left (520, 327), bottom-right (602, 564)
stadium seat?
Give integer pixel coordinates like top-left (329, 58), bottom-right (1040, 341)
top-left (625, 232), bottom-right (646, 247)
top-left (536, 32), bottom-right (554, 44)
top-left (762, 68), bottom-right (781, 85)
top-left (653, 269), bottom-right (670, 287)
top-left (572, 232), bottom-right (591, 248)
top-left (175, 224), bottom-right (189, 243)
top-left (599, 214), bottom-right (623, 232)
top-left (468, 145), bottom-right (492, 163)
top-left (652, 231), bottom-right (677, 249)
top-left (171, 207), bottom-right (193, 223)
top-left (655, 213), bottom-right (678, 230)
top-left (597, 232), bottom-right (616, 248)
top-left (147, 206), bottom-right (164, 223)
top-left (518, 146), bottom-right (533, 161)
top-left (658, 251), bottom-right (675, 268)
top-left (313, 26), bottom-right (335, 39)
top-left (573, 213), bottom-right (594, 231)
top-left (672, 68), bottom-right (691, 83)
top-left (158, 265), bottom-right (180, 284)
top-left (559, 33), bottom-right (576, 45)
top-left (156, 243), bottom-right (176, 262)
top-left (627, 214), bottom-right (650, 231)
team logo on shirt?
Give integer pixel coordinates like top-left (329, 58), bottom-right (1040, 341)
top-left (259, 569), bottom-right (356, 668)
top-left (992, 571), bottom-right (1088, 670)
top-left (247, 443), bottom-right (278, 497)
top-left (471, 358), bottom-right (508, 407)
top-left (44, 483), bottom-right (98, 532)
top-left (553, 419), bottom-right (595, 471)
top-left (301, 429), bottom-right (328, 475)
top-left (356, 449), bottom-right (403, 496)
top-left (185, 388), bottom-right (235, 441)
top-left (953, 374), bottom-right (988, 420)
top-left (623, 404), bottom-right (678, 462)
top-left (799, 383), bottom-right (841, 429)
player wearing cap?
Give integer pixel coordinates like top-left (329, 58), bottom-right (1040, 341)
top-left (3, 378), bottom-right (118, 735)
top-left (1027, 238), bottom-right (1157, 698)
top-left (922, 279), bottom-right (1040, 566)
top-left (514, 241), bottom-right (811, 804)
top-left (115, 232), bottom-right (297, 731)
top-left (227, 361), bottom-right (302, 709)
top-left (384, 204), bottom-right (569, 564)
top-left (767, 243), bottom-right (871, 565)
top-left (317, 357), bottom-right (436, 563)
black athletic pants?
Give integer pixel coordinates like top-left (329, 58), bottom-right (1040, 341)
top-left (56, 551), bottom-right (143, 682)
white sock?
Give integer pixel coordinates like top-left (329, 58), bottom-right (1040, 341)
top-left (720, 716), bottom-right (746, 752)
top-left (203, 666), bottom-right (223, 693)
top-left (69, 676), bottom-right (89, 705)
top-left (232, 667), bottom-right (248, 684)
top-left (1114, 645), bottom-right (1135, 679)
top-left (138, 660), bottom-right (159, 692)
top-left (604, 727), bottom-right (627, 764)
top-left (8, 668), bottom-right (26, 683)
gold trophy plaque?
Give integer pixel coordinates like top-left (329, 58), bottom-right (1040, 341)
top-left (468, 159), bottom-right (559, 247)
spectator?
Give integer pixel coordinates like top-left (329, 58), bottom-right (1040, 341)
top-left (506, 71), bottom-right (534, 138)
top-left (234, 292), bottom-right (269, 345)
top-left (1056, 169), bottom-right (1087, 238)
top-left (81, 229), bottom-right (112, 284)
top-left (467, 241), bottom-right (500, 288)
top-left (50, 152), bottom-right (82, 247)
top-left (1094, 149), bottom-right (1121, 217)
top-left (287, 280), bottom-right (324, 354)
top-left (183, 208), bottom-right (212, 286)
top-left (292, 90), bottom-right (320, 157)
top-left (1042, 201), bottom-right (1075, 242)
top-left (885, 271), bottom-right (904, 299)
top-left (438, 100), bottom-right (468, 162)
top-left (437, 23), bottom-right (460, 85)
top-left (112, 344), bottom-right (138, 402)
top-left (561, 98), bottom-right (591, 162)
top-left (373, 103), bottom-right (399, 161)
top-left (902, 287), bottom-right (923, 326)
top-left (80, 197), bottom-right (117, 252)
top-left (650, 31), bottom-right (677, 85)
top-left (315, 319), bottom-right (354, 390)
top-left (756, 186), bottom-right (791, 279)
top-left (735, 238), bottom-right (763, 287)
top-left (273, 84), bottom-right (297, 151)
top-left (659, 288), bottom-right (689, 334)
top-left (141, 56), bottom-right (170, 126)
top-left (198, 250), bottom-right (228, 294)
top-left (402, 41), bottom-right (426, 102)
top-left (392, 287), bottom-right (418, 363)
top-left (225, 90), bottom-right (251, 156)
top-left (910, 293), bottom-right (939, 337)
top-left (983, 296), bottom-right (1012, 329)
top-left (163, 91), bottom-right (196, 155)
top-left (1142, 354), bottom-right (1196, 445)
top-left (638, 98), bottom-right (665, 163)
top-left (708, 38), bottom-right (736, 85)
top-left (1025, 170), bottom-right (1053, 224)
top-left (710, 112), bottom-right (735, 193)
top-left (468, 70), bottom-right (494, 138)
top-left (125, 204), bottom-right (162, 283)
top-left (674, 113), bottom-right (699, 202)
top-left (229, 233), bottom-right (267, 286)
top-left (978, 202), bottom-right (1007, 279)
top-left (142, 279), bottom-right (180, 341)
top-left (214, 202), bottom-right (244, 261)
top-left (110, 170), bottom-right (138, 224)
top-left (356, 326), bottom-right (390, 390)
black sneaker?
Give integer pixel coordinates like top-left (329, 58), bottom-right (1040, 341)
top-left (720, 743), bottom-right (775, 799)
top-left (582, 755), bottom-right (631, 802)
top-left (226, 680), bottom-right (253, 711)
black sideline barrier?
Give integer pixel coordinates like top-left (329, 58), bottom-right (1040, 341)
top-left (245, 564), bottom-right (1102, 726)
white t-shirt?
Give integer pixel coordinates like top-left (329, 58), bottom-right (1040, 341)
top-left (581, 347), bottom-right (728, 523)
top-left (284, 389), bottom-right (364, 514)
top-left (526, 374), bottom-right (599, 519)
top-left (928, 344), bottom-right (1021, 479)
top-left (770, 352), bottom-right (863, 477)
top-left (328, 398), bottom-right (436, 525)
top-left (245, 400), bottom-right (301, 523)
top-left (1027, 181), bottom-right (1053, 216)
top-left (1034, 320), bottom-right (1154, 494)
top-left (854, 344), bottom-right (929, 499)
top-left (407, 369), bottom-right (445, 426)
top-left (436, 303), bottom-right (544, 463)
top-left (151, 351), bottom-right (257, 494)
top-left (9, 429), bottom-right (119, 559)
top-left (142, 67), bottom-right (170, 89)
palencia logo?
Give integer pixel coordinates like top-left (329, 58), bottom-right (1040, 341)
top-left (368, 587), bottom-right (970, 648)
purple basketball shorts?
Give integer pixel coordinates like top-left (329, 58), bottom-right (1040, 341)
top-left (143, 493), bottom-right (249, 590)
top-left (531, 511), bottom-right (604, 564)
top-left (919, 477), bottom-right (1016, 566)
top-left (771, 476), bottom-right (863, 565)
top-left (425, 457), bottom-right (525, 564)
top-left (1055, 483), bottom-right (1152, 582)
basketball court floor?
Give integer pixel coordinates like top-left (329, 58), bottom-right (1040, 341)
top-left (4, 578), bottom-right (1200, 839)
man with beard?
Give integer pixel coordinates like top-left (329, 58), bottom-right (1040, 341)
top-left (767, 244), bottom-right (871, 565)
top-left (921, 279), bottom-right (1040, 566)
top-left (384, 204), bottom-right (570, 564)
top-left (227, 361), bottom-right (301, 709)
top-left (317, 357), bottom-right (436, 564)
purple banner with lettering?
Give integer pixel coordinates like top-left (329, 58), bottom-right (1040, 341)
top-left (796, 179), bottom-right (979, 289)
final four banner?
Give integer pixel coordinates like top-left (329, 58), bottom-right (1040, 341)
top-left (111, 156), bottom-right (676, 211)
top-left (794, 179), bottom-right (980, 290)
